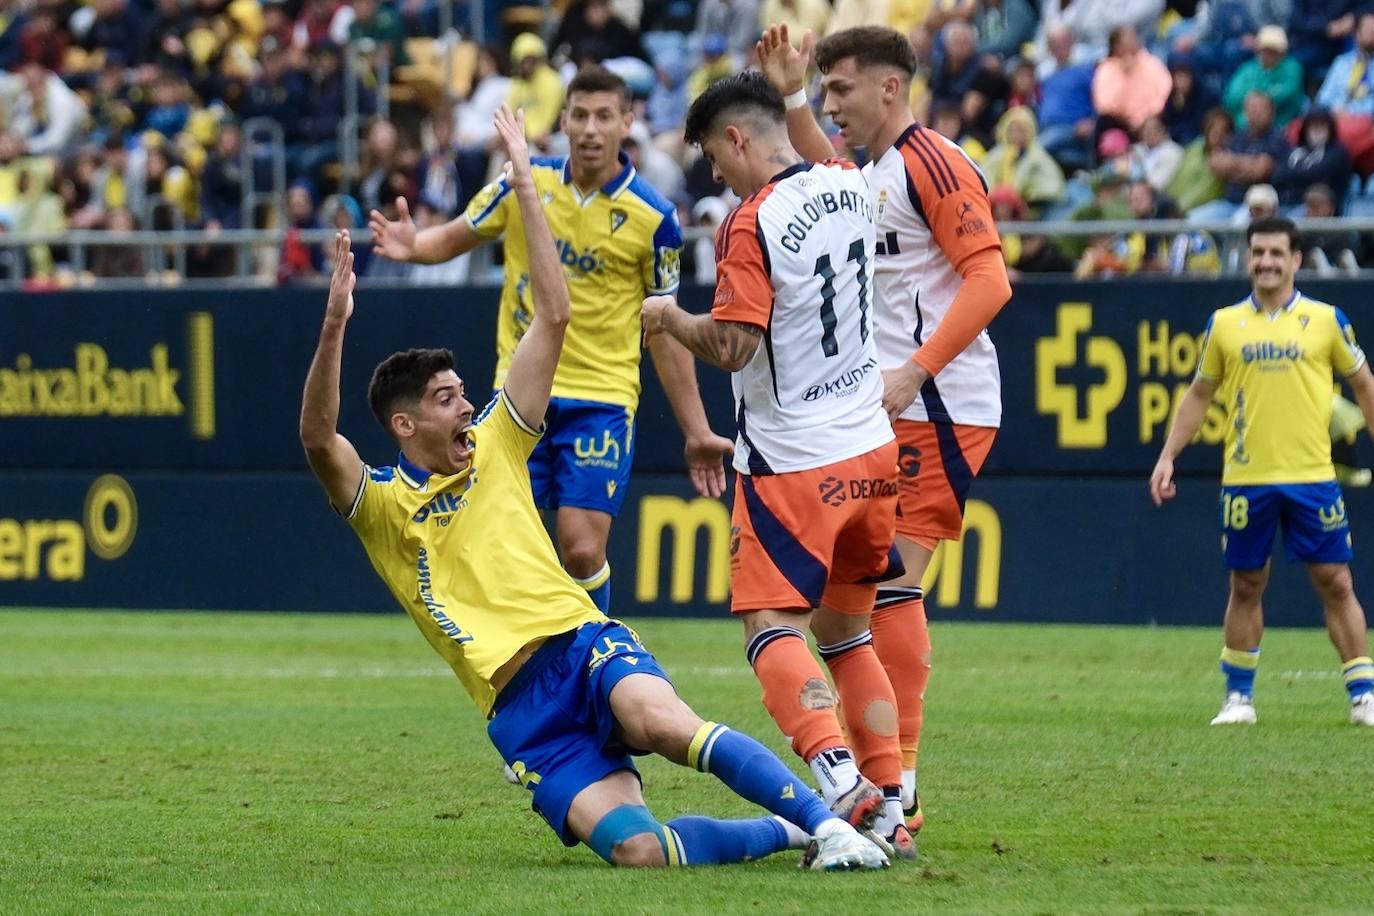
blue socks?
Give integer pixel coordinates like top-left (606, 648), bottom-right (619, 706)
top-left (1342, 656), bottom-right (1374, 701)
top-left (1220, 647), bottom-right (1260, 697)
top-left (687, 721), bottom-right (836, 835)
top-left (573, 562), bottom-right (611, 612)
top-left (664, 817), bottom-right (789, 865)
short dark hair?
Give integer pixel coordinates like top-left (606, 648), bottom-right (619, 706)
top-left (1246, 216), bottom-right (1300, 251)
top-left (815, 26), bottom-right (917, 78)
top-left (684, 71), bottom-right (784, 145)
top-left (567, 65), bottom-right (631, 111)
top-left (367, 348), bottom-right (455, 431)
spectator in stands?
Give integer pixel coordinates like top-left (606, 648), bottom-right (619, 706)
top-left (202, 121), bottom-right (245, 229)
top-left (1168, 106), bottom-right (1231, 212)
top-left (1224, 25), bottom-right (1304, 133)
top-left (688, 33), bottom-right (735, 102)
top-left (646, 43), bottom-right (691, 138)
top-left (554, 0), bottom-right (650, 65)
top-left (696, 0), bottom-right (763, 61)
top-left (507, 33), bottom-right (564, 149)
top-left (417, 112), bottom-right (460, 218)
top-left (1298, 182), bottom-right (1363, 273)
top-left (294, 0), bottom-right (350, 53)
top-left (143, 71), bottom-right (192, 140)
top-left (983, 106), bottom-right (1067, 211)
top-left (15, 4), bottom-right (66, 72)
top-left (239, 44), bottom-right (305, 126)
top-left (930, 21), bottom-right (982, 112)
top-left (1161, 53), bottom-right (1215, 145)
top-left (1241, 181), bottom-right (1280, 223)
top-left (1037, 25), bottom-right (1097, 171)
top-left (1133, 115), bottom-right (1184, 192)
top-left (761, 0), bottom-right (832, 38)
top-left (91, 208), bottom-right (146, 279)
top-left (0, 3), bottom-right (28, 72)
top-left (930, 103), bottom-right (989, 162)
top-left (1059, 0), bottom-right (1164, 61)
top-left (976, 0), bottom-right (1037, 60)
top-left (1313, 11), bottom-right (1374, 173)
top-left (290, 43), bottom-right (353, 184)
top-left (1170, 0), bottom-right (1284, 82)
top-left (454, 45), bottom-right (510, 210)
top-left (1190, 91), bottom-right (1288, 221)
top-left (143, 0), bottom-right (195, 76)
top-left (349, 0), bottom-right (409, 67)
top-left (690, 195), bottom-right (730, 285)
top-left (261, 0), bottom-right (295, 54)
top-left (1289, 0), bottom-right (1357, 76)
top-left (358, 119), bottom-right (407, 214)
top-left (1272, 109), bottom-right (1351, 209)
top-left (1092, 25), bottom-right (1172, 133)
top-left (1006, 58), bottom-right (1040, 113)
top-left (12, 163), bottom-right (66, 279)
top-left (278, 179), bottom-right (324, 284)
top-left (989, 184), bottom-right (1072, 275)
top-left (1, 63), bottom-right (89, 157)
top-left (75, 0), bottom-right (145, 71)
top-left (1033, 10), bottom-right (1090, 78)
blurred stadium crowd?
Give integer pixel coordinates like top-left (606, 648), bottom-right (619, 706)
top-left (5, 0), bottom-right (1374, 284)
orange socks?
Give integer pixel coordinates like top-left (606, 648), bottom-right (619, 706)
top-left (817, 631), bottom-right (902, 789)
top-left (746, 626), bottom-right (844, 762)
top-left (870, 588), bottom-right (931, 771)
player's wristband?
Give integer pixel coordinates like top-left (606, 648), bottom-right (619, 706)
top-left (784, 88), bottom-right (809, 111)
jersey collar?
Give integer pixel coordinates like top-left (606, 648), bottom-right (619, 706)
top-left (1247, 288), bottom-right (1300, 317)
top-left (396, 450), bottom-right (432, 489)
top-left (561, 151), bottom-right (636, 199)
top-left (767, 162), bottom-right (811, 185)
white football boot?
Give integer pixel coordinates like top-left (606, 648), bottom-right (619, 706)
top-left (1210, 691), bottom-right (1257, 725)
top-left (1350, 693), bottom-right (1374, 726)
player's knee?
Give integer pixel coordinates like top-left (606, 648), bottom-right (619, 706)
top-left (1313, 565), bottom-right (1354, 602)
top-left (610, 832), bottom-right (668, 868)
top-left (589, 805), bottom-right (668, 867)
top-left (561, 540), bottom-right (606, 577)
top-left (627, 696), bottom-right (699, 757)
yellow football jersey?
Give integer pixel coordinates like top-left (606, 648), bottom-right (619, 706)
top-left (342, 391), bottom-right (606, 715)
top-left (465, 153), bottom-right (682, 409)
top-left (1197, 291), bottom-right (1367, 485)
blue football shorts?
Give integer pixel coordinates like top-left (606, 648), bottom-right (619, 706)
top-left (486, 620), bottom-right (672, 846)
top-left (527, 397), bottom-right (635, 516)
top-left (1219, 481), bottom-right (1354, 570)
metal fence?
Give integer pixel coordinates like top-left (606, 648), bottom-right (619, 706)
top-left (3, 219), bottom-right (1374, 290)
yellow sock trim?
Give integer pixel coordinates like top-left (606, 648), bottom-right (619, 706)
top-left (1220, 647), bottom-right (1260, 669)
top-left (661, 826), bottom-right (683, 866)
top-left (1342, 657), bottom-right (1373, 683)
top-left (687, 721), bottom-right (718, 772)
top-left (571, 561), bottom-right (611, 590)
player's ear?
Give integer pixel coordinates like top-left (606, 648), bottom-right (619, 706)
top-left (390, 411), bottom-right (415, 440)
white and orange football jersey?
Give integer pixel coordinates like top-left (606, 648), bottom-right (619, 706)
top-left (711, 159), bottom-right (894, 475)
top-left (864, 124), bottom-right (1003, 427)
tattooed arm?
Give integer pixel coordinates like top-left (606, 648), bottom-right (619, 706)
top-left (642, 295), bottom-right (762, 372)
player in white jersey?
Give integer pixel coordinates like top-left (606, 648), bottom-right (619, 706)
top-left (758, 23), bottom-right (1014, 832)
top-left (642, 72), bottom-right (917, 859)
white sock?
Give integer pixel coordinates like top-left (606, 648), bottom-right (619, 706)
top-left (901, 768), bottom-right (918, 811)
top-left (809, 748), bottom-right (861, 806)
top-left (812, 817), bottom-right (855, 840)
top-left (771, 815), bottom-right (811, 849)
top-left (871, 796), bottom-right (905, 837)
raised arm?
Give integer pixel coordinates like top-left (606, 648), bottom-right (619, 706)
top-left (300, 231), bottom-right (366, 512)
top-left (494, 104), bottom-right (570, 430)
top-left (757, 24), bottom-right (837, 163)
top-left (368, 196), bottom-right (486, 265)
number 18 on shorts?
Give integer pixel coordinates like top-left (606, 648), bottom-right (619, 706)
top-left (1219, 482), bottom-right (1354, 570)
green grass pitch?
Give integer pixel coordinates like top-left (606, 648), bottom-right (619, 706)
top-left (3, 609), bottom-right (1374, 914)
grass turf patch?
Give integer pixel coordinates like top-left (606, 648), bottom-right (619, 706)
top-left (2, 609), bottom-right (1372, 914)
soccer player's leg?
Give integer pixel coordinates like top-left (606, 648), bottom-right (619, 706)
top-left (588, 622), bottom-right (886, 868)
top-left (1214, 485), bottom-right (1280, 724)
top-left (550, 400), bottom-right (634, 612)
top-left (729, 473), bottom-right (885, 830)
top-left (818, 442), bottom-right (913, 858)
top-left (1280, 482), bottom-right (1373, 723)
top-left (872, 420), bottom-right (996, 823)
